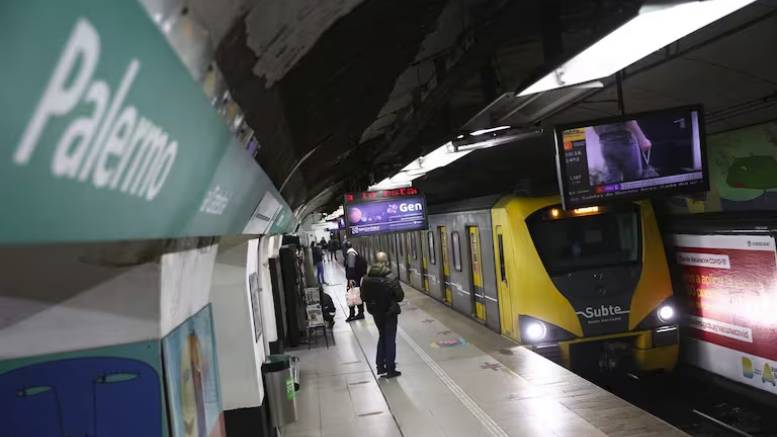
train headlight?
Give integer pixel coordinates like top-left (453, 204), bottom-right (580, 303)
top-left (525, 321), bottom-right (547, 342)
top-left (658, 304), bottom-right (675, 322)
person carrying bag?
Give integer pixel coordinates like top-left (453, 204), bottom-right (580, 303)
top-left (344, 243), bottom-right (367, 321)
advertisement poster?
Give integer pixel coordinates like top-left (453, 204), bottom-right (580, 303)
top-left (0, 340), bottom-right (168, 436)
top-left (248, 272), bottom-right (263, 343)
top-left (346, 195), bottom-right (428, 236)
top-left (162, 306), bottom-right (225, 437)
top-left (671, 233), bottom-right (777, 394)
top-left (664, 121), bottom-right (777, 213)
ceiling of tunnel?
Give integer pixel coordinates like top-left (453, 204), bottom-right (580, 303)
top-left (205, 0), bottom-right (777, 219)
top-left (210, 0), bottom-right (645, 216)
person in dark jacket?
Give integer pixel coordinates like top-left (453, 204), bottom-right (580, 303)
top-left (341, 240), bottom-right (350, 263)
top-left (312, 243), bottom-right (325, 285)
top-left (319, 285), bottom-right (336, 328)
top-left (328, 238), bottom-right (338, 262)
top-left (361, 252), bottom-right (404, 378)
top-left (345, 245), bottom-right (367, 321)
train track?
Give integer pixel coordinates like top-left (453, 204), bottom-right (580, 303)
top-left (582, 366), bottom-right (777, 436)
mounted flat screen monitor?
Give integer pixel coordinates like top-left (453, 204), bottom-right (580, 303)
top-left (555, 106), bottom-right (707, 209)
top-left (343, 189), bottom-right (428, 237)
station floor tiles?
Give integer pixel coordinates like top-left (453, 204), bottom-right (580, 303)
top-left (282, 262), bottom-right (687, 437)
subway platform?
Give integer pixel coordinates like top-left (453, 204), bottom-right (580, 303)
top-left (283, 262), bottom-right (687, 437)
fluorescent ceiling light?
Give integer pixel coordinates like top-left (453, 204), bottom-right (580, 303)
top-left (368, 141), bottom-right (474, 191)
top-left (450, 128), bottom-right (544, 152)
top-left (324, 206), bottom-right (343, 220)
top-left (470, 125), bottom-right (511, 136)
top-left (518, 0), bottom-right (756, 96)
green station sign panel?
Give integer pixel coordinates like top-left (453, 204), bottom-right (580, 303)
top-left (0, 1), bottom-right (295, 243)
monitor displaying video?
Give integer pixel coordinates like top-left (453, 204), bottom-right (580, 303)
top-left (555, 106), bottom-right (708, 209)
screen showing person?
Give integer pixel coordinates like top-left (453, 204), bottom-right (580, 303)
top-left (556, 106), bottom-right (707, 209)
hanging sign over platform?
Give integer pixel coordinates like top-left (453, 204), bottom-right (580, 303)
top-left (0, 1), bottom-right (295, 243)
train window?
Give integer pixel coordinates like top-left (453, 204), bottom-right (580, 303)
top-left (452, 231), bottom-right (462, 271)
top-left (427, 232), bottom-right (436, 264)
top-left (411, 232), bottom-right (418, 260)
top-left (528, 206), bottom-right (641, 275)
top-left (497, 233), bottom-right (506, 282)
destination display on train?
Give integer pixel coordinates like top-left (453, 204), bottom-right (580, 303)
top-left (344, 194), bottom-right (428, 237)
top-left (555, 106), bottom-right (708, 209)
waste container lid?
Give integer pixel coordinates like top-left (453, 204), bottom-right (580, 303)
top-left (262, 354), bottom-right (291, 372)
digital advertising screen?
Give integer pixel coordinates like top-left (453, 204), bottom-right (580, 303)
top-left (344, 193), bottom-right (428, 237)
top-left (555, 106), bottom-right (708, 209)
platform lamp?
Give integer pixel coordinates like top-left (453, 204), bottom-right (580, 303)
top-left (517, 0), bottom-right (757, 97)
top-left (448, 127), bottom-right (544, 153)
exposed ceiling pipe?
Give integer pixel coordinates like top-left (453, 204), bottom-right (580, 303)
top-left (279, 143), bottom-right (322, 193)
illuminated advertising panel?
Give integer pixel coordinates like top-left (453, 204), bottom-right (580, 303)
top-left (343, 190), bottom-right (428, 237)
top-left (671, 234), bottom-right (777, 394)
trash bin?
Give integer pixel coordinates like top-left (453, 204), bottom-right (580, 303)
top-left (262, 355), bottom-right (297, 427)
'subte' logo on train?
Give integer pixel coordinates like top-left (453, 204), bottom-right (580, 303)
top-left (576, 304), bottom-right (629, 320)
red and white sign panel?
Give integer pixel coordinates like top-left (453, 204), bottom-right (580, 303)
top-left (671, 234), bottom-right (777, 394)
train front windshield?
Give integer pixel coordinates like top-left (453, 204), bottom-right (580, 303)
top-left (529, 208), bottom-right (640, 275)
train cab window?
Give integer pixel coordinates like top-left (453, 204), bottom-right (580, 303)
top-left (527, 206), bottom-right (641, 275)
top-left (451, 231), bottom-right (462, 271)
top-left (427, 232), bottom-right (436, 264)
top-left (497, 232), bottom-right (506, 282)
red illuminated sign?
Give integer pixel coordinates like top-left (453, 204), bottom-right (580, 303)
top-left (343, 187), bottom-right (419, 204)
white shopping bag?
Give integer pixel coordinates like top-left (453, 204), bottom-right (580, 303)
top-left (346, 280), bottom-right (362, 306)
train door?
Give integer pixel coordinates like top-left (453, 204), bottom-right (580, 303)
top-left (426, 231), bottom-right (437, 295)
top-left (397, 234), bottom-right (405, 280)
top-left (494, 225), bottom-right (514, 337)
top-left (403, 233), bottom-right (411, 282)
top-left (384, 235), bottom-right (391, 267)
top-left (410, 231), bottom-right (422, 290)
top-left (421, 231), bottom-right (430, 293)
top-left (392, 234), bottom-right (400, 277)
top-left (467, 226), bottom-right (487, 323)
top-left (438, 226), bottom-right (453, 305)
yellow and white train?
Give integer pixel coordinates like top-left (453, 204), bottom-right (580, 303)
top-left (353, 195), bottom-right (678, 372)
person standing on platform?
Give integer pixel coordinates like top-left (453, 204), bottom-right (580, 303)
top-left (361, 252), bottom-right (404, 378)
top-left (341, 240), bottom-right (350, 263)
top-left (319, 237), bottom-right (328, 258)
top-left (328, 238), bottom-right (338, 262)
top-left (312, 243), bottom-right (326, 285)
top-left (345, 244), bottom-right (367, 321)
